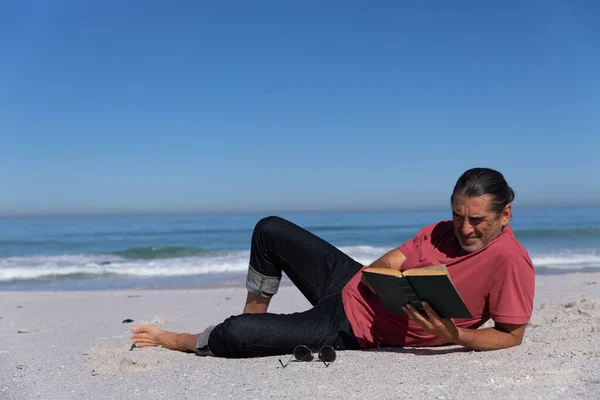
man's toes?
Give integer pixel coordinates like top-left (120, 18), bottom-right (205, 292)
top-left (134, 341), bottom-right (158, 348)
top-left (131, 332), bottom-right (147, 340)
top-left (131, 325), bottom-right (152, 334)
top-left (132, 337), bottom-right (157, 345)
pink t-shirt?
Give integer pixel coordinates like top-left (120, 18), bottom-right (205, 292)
top-left (341, 221), bottom-right (535, 349)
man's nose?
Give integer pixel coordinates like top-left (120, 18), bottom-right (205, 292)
top-left (460, 220), bottom-right (474, 236)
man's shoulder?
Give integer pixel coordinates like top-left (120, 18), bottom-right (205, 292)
top-left (499, 226), bottom-right (526, 249)
top-left (406, 221), bottom-right (456, 250)
top-left (490, 227), bottom-right (533, 264)
top-left (418, 220), bottom-right (453, 236)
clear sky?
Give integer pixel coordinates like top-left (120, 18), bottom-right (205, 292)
top-left (1, 1), bottom-right (599, 216)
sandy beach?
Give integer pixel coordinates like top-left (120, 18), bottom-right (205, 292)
top-left (1, 272), bottom-right (599, 400)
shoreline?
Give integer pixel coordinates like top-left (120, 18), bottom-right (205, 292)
top-left (1, 272), bottom-right (599, 399)
top-left (2, 266), bottom-right (600, 292)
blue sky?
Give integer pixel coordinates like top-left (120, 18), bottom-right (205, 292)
top-left (1, 1), bottom-right (599, 216)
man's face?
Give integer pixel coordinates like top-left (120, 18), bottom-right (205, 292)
top-left (452, 194), bottom-right (511, 253)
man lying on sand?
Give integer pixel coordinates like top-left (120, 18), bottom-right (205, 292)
top-left (131, 167), bottom-right (535, 357)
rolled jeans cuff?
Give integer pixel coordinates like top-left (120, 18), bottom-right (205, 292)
top-left (195, 325), bottom-right (216, 356)
top-left (245, 264), bottom-right (280, 297)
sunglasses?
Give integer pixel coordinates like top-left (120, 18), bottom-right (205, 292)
top-left (279, 345), bottom-right (337, 368)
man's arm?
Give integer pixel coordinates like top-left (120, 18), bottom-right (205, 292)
top-left (369, 248), bottom-right (407, 270)
top-left (454, 321), bottom-right (526, 351)
top-left (404, 302), bottom-right (526, 351)
top-left (361, 249), bottom-right (406, 292)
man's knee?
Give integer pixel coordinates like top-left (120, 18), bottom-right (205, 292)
top-left (252, 216), bottom-right (295, 244)
top-left (254, 216), bottom-right (286, 235)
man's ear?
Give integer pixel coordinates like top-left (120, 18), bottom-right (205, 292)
top-left (500, 204), bottom-right (512, 227)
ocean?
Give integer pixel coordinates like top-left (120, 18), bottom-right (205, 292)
top-left (1, 207), bottom-right (600, 291)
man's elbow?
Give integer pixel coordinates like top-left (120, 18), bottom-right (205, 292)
top-left (494, 322), bottom-right (527, 349)
top-left (514, 334), bottom-right (524, 346)
top-left (505, 335), bottom-right (523, 349)
top-left (488, 335), bottom-right (522, 351)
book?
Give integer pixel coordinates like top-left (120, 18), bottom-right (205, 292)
top-left (361, 264), bottom-right (472, 319)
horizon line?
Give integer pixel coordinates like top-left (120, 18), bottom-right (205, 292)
top-left (1, 202), bottom-right (599, 219)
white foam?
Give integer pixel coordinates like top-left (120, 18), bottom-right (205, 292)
top-left (0, 251), bottom-right (249, 281)
top-left (530, 250), bottom-right (600, 269)
top-left (2, 247), bottom-right (599, 281)
top-left (338, 245), bottom-right (388, 265)
top-left (0, 246), bottom-right (391, 281)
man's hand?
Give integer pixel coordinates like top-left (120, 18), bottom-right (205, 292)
top-left (403, 302), bottom-right (459, 344)
top-left (403, 302), bottom-right (528, 351)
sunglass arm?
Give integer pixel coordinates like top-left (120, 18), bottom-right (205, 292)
top-left (279, 355), bottom-right (294, 369)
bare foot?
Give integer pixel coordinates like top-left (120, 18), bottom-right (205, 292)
top-left (131, 325), bottom-right (199, 352)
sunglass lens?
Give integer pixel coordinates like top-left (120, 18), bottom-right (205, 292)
top-left (318, 345), bottom-right (336, 363)
top-left (294, 345), bottom-right (314, 362)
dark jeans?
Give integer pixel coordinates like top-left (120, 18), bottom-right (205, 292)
top-left (207, 216), bottom-right (364, 358)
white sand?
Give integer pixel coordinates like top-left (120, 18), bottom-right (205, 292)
top-left (1, 272), bottom-right (599, 399)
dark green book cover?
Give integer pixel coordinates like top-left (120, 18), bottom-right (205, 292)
top-left (362, 265), bottom-right (472, 319)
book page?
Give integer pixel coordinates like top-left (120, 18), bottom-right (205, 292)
top-left (363, 267), bottom-right (403, 277)
top-left (402, 264), bottom-right (448, 276)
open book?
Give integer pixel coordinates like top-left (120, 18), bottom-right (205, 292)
top-left (362, 265), bottom-right (472, 319)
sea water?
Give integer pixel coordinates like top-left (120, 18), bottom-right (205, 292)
top-left (1, 207), bottom-right (599, 290)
